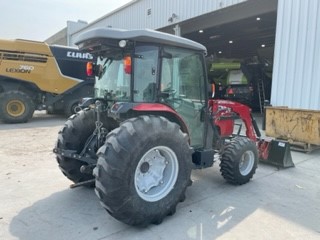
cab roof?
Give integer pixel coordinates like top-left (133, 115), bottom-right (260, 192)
top-left (75, 28), bottom-right (207, 52)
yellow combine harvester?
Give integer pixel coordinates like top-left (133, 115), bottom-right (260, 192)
top-left (0, 39), bottom-right (94, 123)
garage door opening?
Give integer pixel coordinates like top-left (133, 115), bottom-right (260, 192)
top-left (160, 0), bottom-right (278, 112)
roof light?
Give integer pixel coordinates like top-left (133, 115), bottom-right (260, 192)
top-left (199, 30), bottom-right (204, 33)
top-left (119, 40), bottom-right (127, 48)
top-left (261, 44), bottom-right (266, 48)
top-left (209, 35), bottom-right (221, 40)
top-left (229, 40), bottom-right (233, 44)
top-left (256, 17), bottom-right (261, 21)
top-left (218, 51), bottom-right (222, 54)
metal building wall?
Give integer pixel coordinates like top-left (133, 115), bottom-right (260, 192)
top-left (71, 0), bottom-right (246, 44)
top-left (271, 0), bottom-right (320, 110)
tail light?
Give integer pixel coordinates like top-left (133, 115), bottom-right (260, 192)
top-left (227, 88), bottom-right (234, 95)
top-left (86, 62), bottom-right (93, 76)
top-left (123, 56), bottom-right (132, 74)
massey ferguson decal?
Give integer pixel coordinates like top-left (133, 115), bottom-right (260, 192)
top-left (67, 51), bottom-right (93, 60)
top-left (6, 65), bottom-right (34, 73)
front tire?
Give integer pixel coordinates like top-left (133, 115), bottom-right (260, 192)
top-left (94, 116), bottom-right (192, 226)
top-left (0, 91), bottom-right (35, 123)
top-left (220, 137), bottom-right (258, 185)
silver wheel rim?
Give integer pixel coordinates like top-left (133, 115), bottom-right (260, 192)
top-left (134, 146), bottom-right (179, 202)
top-left (239, 150), bottom-right (255, 176)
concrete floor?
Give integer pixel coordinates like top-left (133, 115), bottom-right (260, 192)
top-left (0, 112), bottom-right (319, 240)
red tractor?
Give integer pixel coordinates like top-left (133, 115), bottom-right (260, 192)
top-left (53, 28), bottom-right (293, 227)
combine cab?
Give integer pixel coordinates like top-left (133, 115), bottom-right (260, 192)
top-left (209, 58), bottom-right (272, 112)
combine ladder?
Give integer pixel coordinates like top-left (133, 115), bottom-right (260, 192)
top-left (257, 78), bottom-right (265, 114)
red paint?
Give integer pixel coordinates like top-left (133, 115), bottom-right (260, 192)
top-left (133, 103), bottom-right (189, 134)
top-left (208, 99), bottom-right (257, 141)
top-left (133, 103), bottom-right (176, 113)
top-left (258, 140), bottom-right (270, 160)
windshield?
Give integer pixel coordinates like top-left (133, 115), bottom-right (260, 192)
top-left (94, 56), bottom-right (131, 101)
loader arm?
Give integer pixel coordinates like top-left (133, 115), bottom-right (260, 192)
top-left (209, 99), bottom-right (260, 141)
top-left (209, 99), bottom-right (294, 168)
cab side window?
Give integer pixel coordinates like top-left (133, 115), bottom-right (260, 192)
top-left (133, 46), bottom-right (158, 102)
top-left (160, 47), bottom-right (206, 147)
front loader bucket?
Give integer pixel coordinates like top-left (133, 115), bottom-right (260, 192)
top-left (260, 140), bottom-right (295, 168)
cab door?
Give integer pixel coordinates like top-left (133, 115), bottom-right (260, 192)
top-left (160, 47), bottom-right (207, 148)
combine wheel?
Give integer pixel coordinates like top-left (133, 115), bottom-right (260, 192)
top-left (94, 115), bottom-right (192, 226)
top-left (64, 100), bottom-right (80, 117)
top-left (220, 137), bottom-right (258, 185)
top-left (0, 91), bottom-right (35, 123)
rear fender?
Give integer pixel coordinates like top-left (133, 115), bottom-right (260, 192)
top-left (133, 103), bottom-right (189, 135)
top-left (110, 102), bottom-right (189, 135)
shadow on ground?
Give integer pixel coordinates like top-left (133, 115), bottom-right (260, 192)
top-left (9, 160), bottom-right (320, 240)
top-left (9, 188), bottom-right (130, 240)
top-left (5, 110), bottom-right (320, 239)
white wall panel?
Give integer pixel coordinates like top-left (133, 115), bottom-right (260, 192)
top-left (69, 0), bottom-right (320, 112)
top-left (71, 0), bottom-right (246, 44)
top-left (271, 0), bottom-right (320, 110)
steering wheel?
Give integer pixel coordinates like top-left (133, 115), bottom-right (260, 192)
top-left (162, 88), bottom-right (177, 96)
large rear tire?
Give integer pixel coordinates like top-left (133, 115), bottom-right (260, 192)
top-left (55, 108), bottom-right (118, 185)
top-left (0, 91), bottom-right (35, 123)
top-left (94, 116), bottom-right (192, 226)
top-left (220, 137), bottom-right (258, 185)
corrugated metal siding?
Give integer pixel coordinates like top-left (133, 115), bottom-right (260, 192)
top-left (71, 0), bottom-right (246, 44)
top-left (271, 0), bottom-right (320, 110)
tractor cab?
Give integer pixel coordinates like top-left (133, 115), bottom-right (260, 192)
top-left (78, 28), bottom-right (211, 150)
